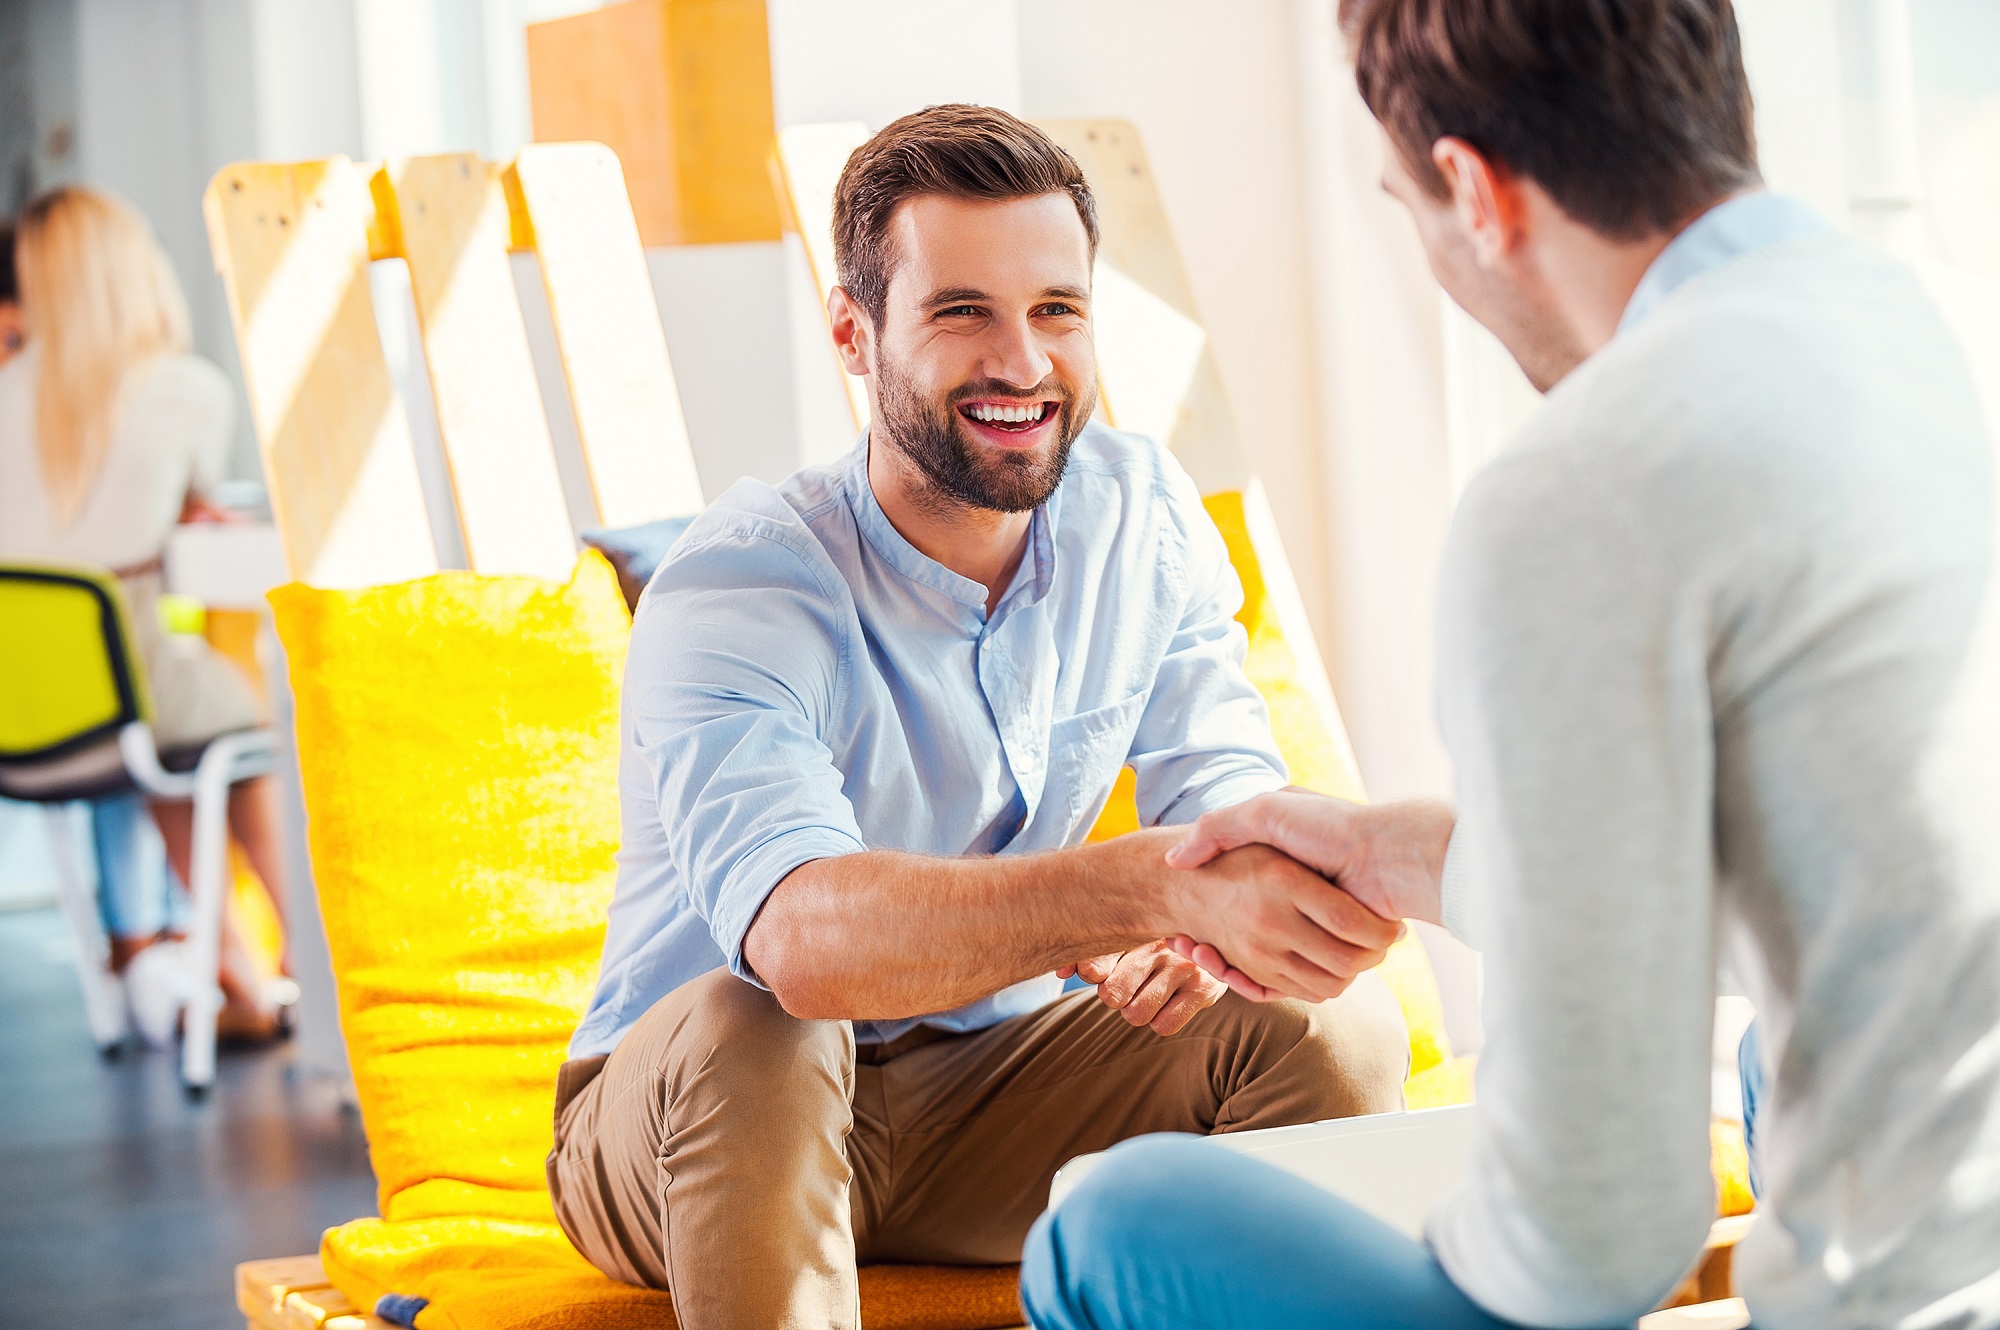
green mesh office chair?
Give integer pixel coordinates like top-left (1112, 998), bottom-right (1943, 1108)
top-left (0, 560), bottom-right (278, 1094)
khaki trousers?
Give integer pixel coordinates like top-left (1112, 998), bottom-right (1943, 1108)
top-left (546, 967), bottom-right (1409, 1330)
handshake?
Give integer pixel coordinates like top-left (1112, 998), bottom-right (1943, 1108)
top-left (1062, 791), bottom-right (1455, 1036)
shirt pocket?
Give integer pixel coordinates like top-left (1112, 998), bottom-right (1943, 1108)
top-left (1044, 688), bottom-right (1151, 834)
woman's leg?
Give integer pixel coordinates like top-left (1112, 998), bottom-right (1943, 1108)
top-left (159, 780), bottom-right (292, 974)
top-left (91, 794), bottom-right (169, 971)
top-left (149, 797), bottom-right (278, 1031)
top-left (1022, 1134), bottom-right (1511, 1330)
top-left (225, 776), bottom-right (290, 975)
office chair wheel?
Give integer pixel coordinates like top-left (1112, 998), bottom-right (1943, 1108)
top-left (183, 1080), bottom-right (210, 1102)
top-left (96, 1039), bottom-right (126, 1062)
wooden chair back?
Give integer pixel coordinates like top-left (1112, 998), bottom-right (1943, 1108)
top-left (202, 143), bottom-right (705, 589)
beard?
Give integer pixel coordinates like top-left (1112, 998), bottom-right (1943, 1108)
top-left (871, 350), bottom-right (1095, 514)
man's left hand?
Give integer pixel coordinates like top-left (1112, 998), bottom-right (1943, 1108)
top-left (1057, 939), bottom-right (1227, 1036)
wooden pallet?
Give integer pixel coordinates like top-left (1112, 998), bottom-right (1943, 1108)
top-left (239, 1257), bottom-right (396, 1330)
top-left (237, 1255), bottom-right (1031, 1330)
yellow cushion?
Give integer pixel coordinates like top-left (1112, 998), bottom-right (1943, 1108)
top-left (272, 554), bottom-right (639, 1327)
top-left (1086, 491), bottom-right (1464, 1106)
top-left (272, 553), bottom-right (629, 1231)
top-left (272, 553), bottom-right (1027, 1330)
top-left (1711, 1118), bottom-right (1756, 1218)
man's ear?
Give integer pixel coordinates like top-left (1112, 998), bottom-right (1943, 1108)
top-left (827, 286), bottom-right (874, 378)
top-left (1432, 137), bottom-right (1524, 268)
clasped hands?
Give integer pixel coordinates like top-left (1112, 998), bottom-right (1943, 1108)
top-left (1066, 791), bottom-right (1454, 1034)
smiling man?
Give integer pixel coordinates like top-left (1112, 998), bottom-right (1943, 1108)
top-left (544, 105), bottom-right (1411, 1330)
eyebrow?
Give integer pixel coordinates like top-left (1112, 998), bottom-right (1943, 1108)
top-left (919, 284), bottom-right (1092, 311)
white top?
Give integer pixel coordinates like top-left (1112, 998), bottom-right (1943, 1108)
top-left (1429, 203), bottom-right (2000, 1328)
top-left (0, 348), bottom-right (234, 569)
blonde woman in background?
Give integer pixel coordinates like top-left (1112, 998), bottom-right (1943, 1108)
top-left (0, 186), bottom-right (290, 1040)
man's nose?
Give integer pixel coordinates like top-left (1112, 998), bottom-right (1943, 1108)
top-left (981, 314), bottom-right (1055, 389)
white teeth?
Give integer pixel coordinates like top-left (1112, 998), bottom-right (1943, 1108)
top-left (968, 402), bottom-right (1046, 423)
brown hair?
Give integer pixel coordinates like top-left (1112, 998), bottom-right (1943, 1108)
top-left (1341, 0), bottom-right (1760, 238)
top-left (832, 104), bottom-right (1099, 326)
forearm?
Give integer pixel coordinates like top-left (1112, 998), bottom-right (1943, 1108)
top-left (743, 829), bottom-right (1185, 1020)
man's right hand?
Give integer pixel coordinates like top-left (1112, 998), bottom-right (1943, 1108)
top-left (1168, 792), bottom-right (1454, 927)
top-left (1161, 841), bottom-right (1407, 1005)
top-left (1159, 793), bottom-right (1454, 1002)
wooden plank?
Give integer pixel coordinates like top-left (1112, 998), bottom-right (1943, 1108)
top-left (1033, 118), bottom-right (1244, 495)
top-left (508, 143), bottom-right (704, 526)
top-left (1036, 118), bottom-right (1358, 792)
top-left (238, 1256), bottom-right (397, 1330)
top-left (377, 154), bottom-right (578, 580)
top-left (204, 159), bottom-right (438, 588)
top-left (238, 1255), bottom-right (333, 1323)
top-left (1638, 1299), bottom-right (1750, 1330)
top-left (525, 0), bottom-right (781, 247)
top-left (772, 121), bottom-right (874, 428)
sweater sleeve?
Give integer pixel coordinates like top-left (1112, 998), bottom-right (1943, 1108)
top-left (1425, 446), bottom-right (1719, 1327)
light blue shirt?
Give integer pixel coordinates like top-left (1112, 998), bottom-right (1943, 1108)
top-left (1616, 191), bottom-right (1831, 335)
top-left (571, 423), bottom-right (1288, 1057)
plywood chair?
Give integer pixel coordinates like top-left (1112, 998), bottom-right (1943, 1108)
top-left (207, 144), bottom-right (1024, 1330)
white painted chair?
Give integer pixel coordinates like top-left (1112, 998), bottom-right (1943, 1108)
top-left (0, 560), bottom-right (279, 1093)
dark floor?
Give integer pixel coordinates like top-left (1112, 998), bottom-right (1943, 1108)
top-left (0, 908), bottom-right (377, 1330)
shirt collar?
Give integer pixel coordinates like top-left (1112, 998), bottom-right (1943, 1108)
top-left (1617, 192), bottom-right (1832, 336)
top-left (843, 432), bottom-right (1055, 622)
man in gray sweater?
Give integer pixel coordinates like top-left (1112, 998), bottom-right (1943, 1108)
top-left (1023, 2), bottom-right (2000, 1328)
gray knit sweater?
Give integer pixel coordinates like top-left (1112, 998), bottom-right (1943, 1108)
top-left (1428, 228), bottom-right (2000, 1329)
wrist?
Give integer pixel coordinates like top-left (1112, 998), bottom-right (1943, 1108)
top-left (1086, 827), bottom-right (1187, 939)
top-left (1367, 800), bottom-right (1452, 924)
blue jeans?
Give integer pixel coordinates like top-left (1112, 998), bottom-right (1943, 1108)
top-left (91, 794), bottom-right (185, 940)
top-left (1023, 1032), bottom-right (1770, 1329)
top-left (1022, 1134), bottom-right (1515, 1330)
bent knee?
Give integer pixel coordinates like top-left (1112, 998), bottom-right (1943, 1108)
top-left (631, 968), bottom-right (854, 1093)
top-left (1233, 969), bottom-right (1409, 1119)
top-left (1303, 969), bottom-right (1410, 1113)
top-left (1025, 1136), bottom-right (1215, 1325)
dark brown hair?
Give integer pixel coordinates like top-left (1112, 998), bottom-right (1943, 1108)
top-left (1341, 0), bottom-right (1760, 237)
top-left (0, 222), bottom-right (15, 305)
top-left (832, 104), bottom-right (1099, 326)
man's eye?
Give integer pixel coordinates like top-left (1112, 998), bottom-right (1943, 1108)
top-left (1038, 303), bottom-right (1080, 317)
top-left (940, 305), bottom-right (983, 318)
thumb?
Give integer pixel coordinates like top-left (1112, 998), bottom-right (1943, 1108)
top-left (1165, 806), bottom-right (1256, 868)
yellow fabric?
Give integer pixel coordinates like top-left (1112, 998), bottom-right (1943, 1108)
top-left (1376, 927), bottom-right (1450, 1081)
top-left (1712, 1118), bottom-right (1756, 1218)
top-left (1085, 491), bottom-right (1461, 1106)
top-left (1202, 491), bottom-right (1366, 803)
top-left (271, 553), bottom-right (636, 1329)
top-left (1405, 1056), bottom-right (1479, 1112)
top-left (232, 845), bottom-right (285, 975)
top-left (0, 568), bottom-right (131, 754)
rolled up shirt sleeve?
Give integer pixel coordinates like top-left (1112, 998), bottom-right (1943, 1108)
top-left (627, 525), bottom-right (868, 986)
top-left (1128, 463), bottom-right (1288, 827)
